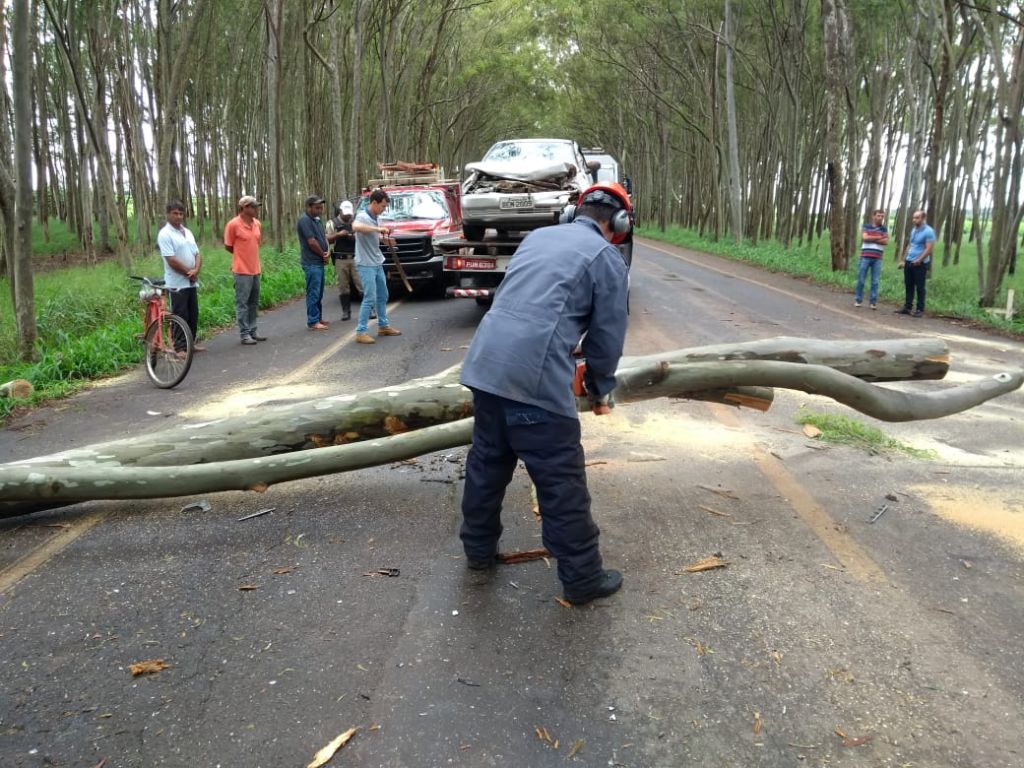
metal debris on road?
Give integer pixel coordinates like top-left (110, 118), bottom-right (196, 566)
top-left (237, 507), bottom-right (275, 522)
top-left (868, 504), bottom-right (888, 523)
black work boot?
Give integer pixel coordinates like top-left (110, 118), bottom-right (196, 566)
top-left (564, 569), bottom-right (623, 606)
top-left (340, 295), bottom-right (351, 321)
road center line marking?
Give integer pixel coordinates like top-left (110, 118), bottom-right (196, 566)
top-left (627, 312), bottom-right (889, 585)
top-left (282, 298), bottom-right (406, 386)
top-left (708, 403), bottom-right (888, 584)
top-left (0, 511), bottom-right (109, 597)
top-left (636, 238), bottom-right (900, 330)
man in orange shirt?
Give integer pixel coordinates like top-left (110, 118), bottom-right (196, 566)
top-left (224, 195), bottom-right (266, 345)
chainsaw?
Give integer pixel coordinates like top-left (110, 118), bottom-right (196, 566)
top-left (572, 358), bottom-right (613, 415)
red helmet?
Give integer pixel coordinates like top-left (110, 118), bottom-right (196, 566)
top-left (576, 182), bottom-right (633, 243)
top-left (579, 181), bottom-right (632, 213)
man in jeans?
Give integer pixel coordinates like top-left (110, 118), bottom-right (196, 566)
top-left (224, 195), bottom-right (266, 344)
top-left (897, 209), bottom-right (935, 318)
top-left (297, 195), bottom-right (331, 330)
top-left (854, 208), bottom-right (888, 309)
top-left (352, 189), bottom-right (402, 344)
top-left (156, 200), bottom-right (205, 352)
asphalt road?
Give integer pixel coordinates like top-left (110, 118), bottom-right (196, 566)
top-left (1, 240), bottom-right (1023, 768)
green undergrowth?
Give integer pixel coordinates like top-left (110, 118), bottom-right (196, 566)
top-left (795, 409), bottom-right (936, 459)
top-left (0, 247), bottom-right (306, 420)
top-left (638, 224), bottom-right (1024, 336)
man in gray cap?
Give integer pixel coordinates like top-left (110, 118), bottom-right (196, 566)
top-left (224, 195), bottom-right (266, 345)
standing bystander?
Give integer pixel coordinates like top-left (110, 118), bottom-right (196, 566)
top-left (297, 195), bottom-right (331, 330)
top-left (157, 200), bottom-right (205, 352)
top-left (326, 201), bottom-right (362, 321)
top-left (352, 189), bottom-right (402, 343)
top-left (224, 196), bottom-right (266, 344)
top-left (897, 209), bottom-right (935, 317)
top-left (854, 209), bottom-right (889, 309)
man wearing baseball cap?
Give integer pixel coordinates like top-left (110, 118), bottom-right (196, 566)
top-left (297, 195), bottom-right (331, 330)
top-left (224, 196), bottom-right (266, 345)
top-left (326, 200), bottom-right (362, 321)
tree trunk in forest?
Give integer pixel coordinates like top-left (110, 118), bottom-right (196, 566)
top-left (821, 0), bottom-right (852, 271)
top-left (265, 0), bottom-right (285, 250)
top-left (155, 0), bottom-right (209, 205)
top-left (0, 12), bottom-right (18, 283)
top-left (350, 0), bottom-right (365, 189)
top-left (12, 0), bottom-right (38, 362)
top-left (724, 0), bottom-right (743, 243)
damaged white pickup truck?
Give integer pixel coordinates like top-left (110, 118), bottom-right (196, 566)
top-left (459, 138), bottom-right (598, 241)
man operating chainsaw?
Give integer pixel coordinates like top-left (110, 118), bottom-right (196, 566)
top-left (459, 182), bottom-right (632, 606)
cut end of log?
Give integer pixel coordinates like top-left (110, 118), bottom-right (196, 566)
top-left (248, 483), bottom-right (269, 493)
top-left (0, 379), bottom-right (33, 399)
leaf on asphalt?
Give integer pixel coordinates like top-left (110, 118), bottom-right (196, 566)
top-left (567, 739), bottom-right (584, 759)
top-left (697, 485), bottom-right (740, 500)
top-left (273, 566), bottom-right (294, 575)
top-left (534, 726), bottom-right (557, 746)
top-left (681, 555), bottom-right (729, 573)
top-left (179, 500), bottom-right (212, 513)
top-left (129, 659), bottom-right (171, 676)
top-left (306, 727), bottom-right (358, 768)
top-left (803, 424), bottom-right (822, 438)
top-left (554, 597), bottom-right (572, 608)
top-left (683, 637), bottom-right (712, 656)
top-left (362, 568), bottom-right (400, 577)
top-left (239, 584), bottom-right (259, 591)
top-left (91, 760), bottom-right (108, 768)
top-left (698, 504), bottom-right (731, 517)
top-left (753, 712), bottom-right (763, 735)
top-left (770, 649), bottom-right (783, 665)
top-left (497, 548), bottom-right (550, 564)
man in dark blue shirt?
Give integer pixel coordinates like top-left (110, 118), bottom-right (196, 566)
top-left (297, 195), bottom-right (331, 330)
top-left (460, 183), bottom-right (631, 606)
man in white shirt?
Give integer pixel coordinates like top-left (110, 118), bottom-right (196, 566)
top-left (156, 200), bottom-right (205, 351)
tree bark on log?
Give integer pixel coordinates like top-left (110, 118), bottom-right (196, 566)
top-left (1, 333), bottom-right (1021, 511)
top-left (0, 365), bottom-right (1020, 505)
top-left (4, 338), bottom-right (950, 472)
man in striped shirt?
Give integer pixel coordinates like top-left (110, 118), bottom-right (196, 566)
top-left (854, 208), bottom-right (889, 309)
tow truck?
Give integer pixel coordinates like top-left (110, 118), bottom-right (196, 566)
top-left (438, 177), bottom-right (633, 305)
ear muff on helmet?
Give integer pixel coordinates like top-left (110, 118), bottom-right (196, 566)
top-left (566, 183), bottom-right (633, 242)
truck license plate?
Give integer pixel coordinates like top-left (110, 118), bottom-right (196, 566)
top-left (463, 258), bottom-right (496, 270)
top-left (499, 196), bottom-right (533, 210)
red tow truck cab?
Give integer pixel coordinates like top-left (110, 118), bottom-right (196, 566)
top-left (359, 162), bottom-right (463, 295)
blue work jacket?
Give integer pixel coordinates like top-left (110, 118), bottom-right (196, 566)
top-left (460, 217), bottom-right (629, 419)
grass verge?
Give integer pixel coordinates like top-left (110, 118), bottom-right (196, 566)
top-left (0, 247), bottom-right (305, 420)
top-left (795, 409), bottom-right (936, 459)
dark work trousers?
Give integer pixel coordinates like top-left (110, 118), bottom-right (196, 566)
top-left (460, 388), bottom-right (604, 595)
top-left (170, 285), bottom-right (199, 349)
top-left (903, 262), bottom-right (927, 311)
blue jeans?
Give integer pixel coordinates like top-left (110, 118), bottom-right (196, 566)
top-left (355, 265), bottom-right (390, 333)
top-left (460, 389), bottom-right (604, 595)
top-left (855, 256), bottom-right (882, 304)
top-left (302, 264), bottom-right (325, 326)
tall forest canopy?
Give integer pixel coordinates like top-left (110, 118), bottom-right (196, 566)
top-left (0, 0), bottom-right (1021, 337)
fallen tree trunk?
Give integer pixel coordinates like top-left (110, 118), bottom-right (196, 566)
top-left (1, 361), bottom-right (1019, 506)
top-left (5, 337), bottom-right (948, 472)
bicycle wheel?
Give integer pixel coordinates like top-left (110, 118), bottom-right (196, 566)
top-left (144, 313), bottom-right (194, 388)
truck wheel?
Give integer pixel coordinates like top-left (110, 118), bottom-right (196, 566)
top-left (463, 224), bottom-right (484, 242)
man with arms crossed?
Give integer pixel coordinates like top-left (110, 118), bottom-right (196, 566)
top-left (224, 195), bottom-right (266, 344)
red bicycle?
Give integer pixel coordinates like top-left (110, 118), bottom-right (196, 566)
top-left (131, 275), bottom-right (194, 388)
